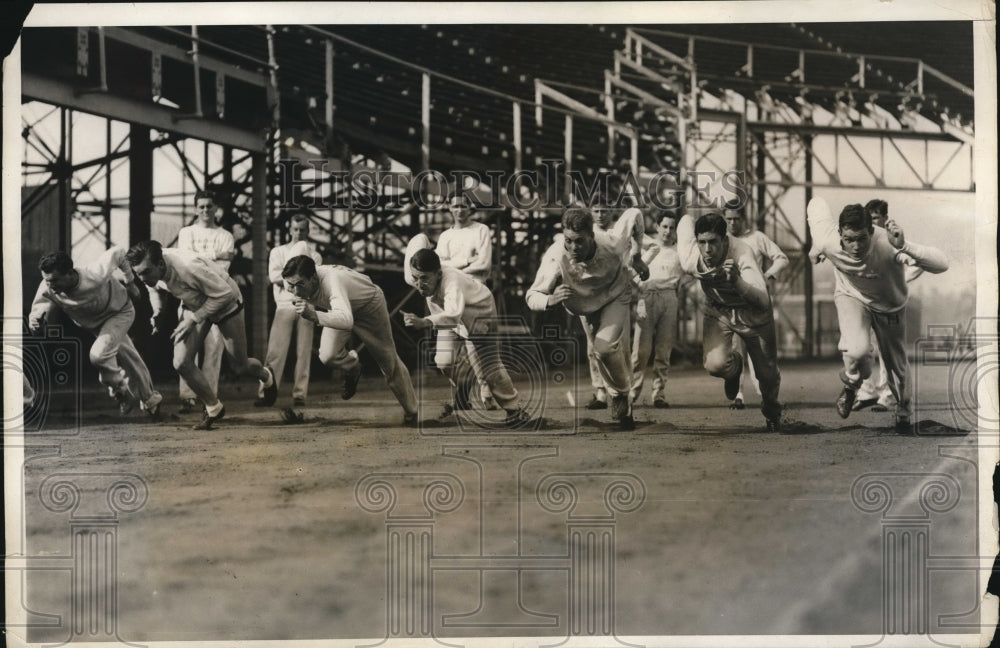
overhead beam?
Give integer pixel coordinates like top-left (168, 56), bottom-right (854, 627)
top-left (102, 27), bottom-right (268, 88)
top-left (612, 51), bottom-right (685, 119)
top-left (535, 80), bottom-right (638, 139)
top-left (694, 110), bottom-right (967, 144)
top-left (23, 72), bottom-right (267, 153)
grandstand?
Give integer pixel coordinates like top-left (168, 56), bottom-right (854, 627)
top-left (19, 22), bottom-right (975, 365)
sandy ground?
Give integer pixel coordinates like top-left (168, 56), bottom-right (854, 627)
top-left (9, 359), bottom-right (989, 644)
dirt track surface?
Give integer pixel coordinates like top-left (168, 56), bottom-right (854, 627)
top-left (13, 360), bottom-right (986, 644)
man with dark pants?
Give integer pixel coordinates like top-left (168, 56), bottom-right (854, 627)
top-left (722, 198), bottom-right (788, 410)
top-left (677, 212), bottom-right (783, 431)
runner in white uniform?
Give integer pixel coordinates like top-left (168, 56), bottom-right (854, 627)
top-left (29, 248), bottom-right (163, 416)
top-left (806, 197), bottom-right (948, 430)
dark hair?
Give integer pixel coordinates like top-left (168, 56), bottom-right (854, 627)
top-left (722, 198), bottom-right (745, 217)
top-left (194, 189), bottom-right (216, 203)
top-left (864, 199), bottom-right (888, 218)
top-left (410, 248), bottom-right (442, 272)
top-left (290, 212), bottom-right (310, 225)
top-left (657, 209), bottom-right (679, 225)
top-left (694, 212), bottom-right (728, 239)
top-left (38, 251), bottom-right (74, 275)
top-left (281, 254), bottom-right (318, 279)
top-left (126, 240), bottom-right (164, 266)
top-left (838, 204), bottom-right (873, 232)
top-left (561, 208), bottom-right (594, 234)
top-left (448, 192), bottom-right (473, 207)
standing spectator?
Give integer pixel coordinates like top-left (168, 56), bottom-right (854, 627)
top-left (631, 211), bottom-right (687, 408)
top-left (176, 189), bottom-right (235, 413)
top-left (434, 194), bottom-right (498, 410)
top-left (258, 213), bottom-right (321, 407)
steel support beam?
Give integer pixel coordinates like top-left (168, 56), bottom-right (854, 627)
top-left (23, 73), bottom-right (267, 154)
top-left (58, 108), bottom-right (71, 251)
top-left (251, 152), bottom-right (269, 359)
top-left (803, 135), bottom-right (814, 358)
top-left (745, 120), bottom-right (963, 142)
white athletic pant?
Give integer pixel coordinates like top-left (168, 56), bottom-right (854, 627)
top-left (579, 296), bottom-right (633, 398)
top-left (173, 302), bottom-right (267, 405)
top-left (433, 319), bottom-right (520, 411)
top-left (264, 306), bottom-right (315, 400)
top-left (631, 289), bottom-right (678, 401)
top-left (856, 330), bottom-right (893, 405)
top-left (178, 304), bottom-right (222, 400)
top-left (88, 302), bottom-right (156, 402)
top-left (835, 295), bottom-right (909, 418)
top-left (316, 287), bottom-right (418, 416)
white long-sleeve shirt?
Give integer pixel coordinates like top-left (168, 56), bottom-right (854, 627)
top-left (806, 197), bottom-right (949, 313)
top-left (436, 221), bottom-right (493, 282)
top-left (526, 208), bottom-right (643, 315)
top-left (177, 224), bottom-right (235, 271)
top-left (638, 240), bottom-right (684, 293)
top-left (677, 214), bottom-right (772, 325)
top-left (402, 234), bottom-right (495, 332)
top-left (301, 265), bottom-right (380, 331)
top-left (159, 248), bottom-right (242, 324)
top-left (421, 266), bottom-right (496, 331)
top-left (737, 230), bottom-right (789, 278)
top-left (29, 247), bottom-right (135, 330)
top-left (269, 241), bottom-right (323, 307)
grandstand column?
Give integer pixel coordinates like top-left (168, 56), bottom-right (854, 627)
top-left (130, 125), bottom-right (153, 244)
top-left (252, 151), bottom-right (269, 358)
top-left (755, 146), bottom-right (766, 232)
top-left (736, 112), bottom-right (747, 177)
top-left (421, 72), bottom-right (431, 171)
top-left (58, 108), bottom-right (72, 251)
top-left (803, 134), bottom-right (814, 357)
top-left (605, 76), bottom-right (615, 162)
top-left (325, 39), bottom-right (334, 137)
top-left (630, 135), bottom-right (638, 176)
top-left (512, 101), bottom-right (522, 171)
top-left (564, 115), bottom-right (573, 203)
